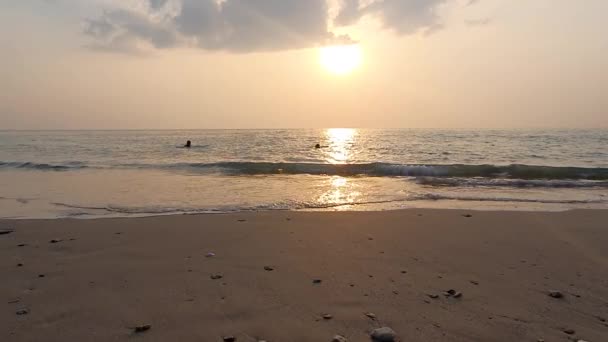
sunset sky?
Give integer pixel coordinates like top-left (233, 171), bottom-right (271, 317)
top-left (1, 0), bottom-right (607, 129)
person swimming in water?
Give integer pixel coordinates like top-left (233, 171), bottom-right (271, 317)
top-left (184, 140), bottom-right (191, 148)
top-left (315, 143), bottom-right (321, 149)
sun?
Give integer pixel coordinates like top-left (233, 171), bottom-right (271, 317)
top-left (319, 44), bottom-right (362, 75)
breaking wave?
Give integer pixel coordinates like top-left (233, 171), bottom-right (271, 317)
top-left (0, 161), bottom-right (87, 171)
top-left (146, 162), bottom-right (608, 180)
top-left (3, 160), bottom-right (608, 182)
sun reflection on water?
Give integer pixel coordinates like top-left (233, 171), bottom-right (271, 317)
top-left (324, 128), bottom-right (357, 164)
top-left (316, 176), bottom-right (361, 210)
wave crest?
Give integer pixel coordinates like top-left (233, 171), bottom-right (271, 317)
top-left (2, 160), bottom-right (608, 181)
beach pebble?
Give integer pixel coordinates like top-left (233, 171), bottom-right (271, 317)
top-left (463, 214), bottom-right (473, 218)
top-left (365, 312), bottom-right (377, 320)
top-left (134, 324), bottom-right (151, 333)
top-left (223, 336), bottom-right (236, 342)
top-left (470, 280), bottom-right (479, 285)
top-left (313, 279), bottom-right (322, 284)
top-left (237, 219), bottom-right (246, 222)
top-left (17, 243), bottom-right (27, 247)
top-left (332, 335), bottom-right (348, 342)
top-left (370, 327), bottom-right (397, 342)
top-left (38, 274), bottom-right (45, 278)
top-left (49, 239), bottom-right (62, 243)
top-left (548, 290), bottom-right (564, 298)
top-left (264, 266), bottom-right (274, 271)
top-left (210, 274), bottom-right (223, 280)
top-left (17, 263), bottom-right (23, 267)
top-left (0, 229), bottom-right (14, 235)
top-left (206, 252), bottom-right (215, 258)
top-left (563, 328), bottom-right (575, 335)
top-left (16, 308), bottom-right (29, 315)
top-left (323, 314), bottom-right (333, 320)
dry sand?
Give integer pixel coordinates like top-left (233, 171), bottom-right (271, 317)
top-left (2, 209), bottom-right (608, 341)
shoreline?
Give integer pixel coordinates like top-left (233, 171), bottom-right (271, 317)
top-left (3, 206), bottom-right (608, 221)
top-left (2, 209), bottom-right (608, 341)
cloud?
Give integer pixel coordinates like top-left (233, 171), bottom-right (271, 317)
top-left (85, 0), bottom-right (335, 53)
top-left (84, 0), bottom-right (465, 53)
top-left (335, 0), bottom-right (448, 35)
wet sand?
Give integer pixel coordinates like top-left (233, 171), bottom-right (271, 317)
top-left (2, 209), bottom-right (608, 341)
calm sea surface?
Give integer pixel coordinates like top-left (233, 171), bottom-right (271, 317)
top-left (1, 129), bottom-right (607, 218)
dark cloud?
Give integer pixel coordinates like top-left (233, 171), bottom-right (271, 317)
top-left (85, 0), bottom-right (334, 53)
top-left (85, 0), bottom-right (460, 53)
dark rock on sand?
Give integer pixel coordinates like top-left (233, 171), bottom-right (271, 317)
top-left (370, 327), bottom-right (397, 342)
top-left (223, 336), bottom-right (236, 342)
top-left (0, 229), bottom-right (14, 235)
top-left (548, 290), bottom-right (564, 298)
top-left (210, 274), bottom-right (223, 280)
top-left (332, 335), bottom-right (348, 342)
top-left (49, 239), bottom-right (62, 243)
top-left (134, 324), bottom-right (151, 333)
top-left (17, 263), bottom-right (23, 267)
top-left (313, 279), bottom-right (322, 284)
top-left (17, 243), bottom-right (27, 247)
top-left (263, 266), bottom-right (274, 271)
top-left (463, 214), bottom-right (473, 218)
top-left (16, 308), bottom-right (29, 315)
top-left (38, 274), bottom-right (45, 278)
top-left (322, 314), bottom-right (333, 320)
top-left (563, 328), bottom-right (575, 335)
top-left (470, 280), bottom-right (479, 285)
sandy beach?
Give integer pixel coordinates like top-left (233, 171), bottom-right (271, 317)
top-left (2, 209), bottom-right (608, 341)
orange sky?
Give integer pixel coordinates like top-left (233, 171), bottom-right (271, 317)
top-left (1, 0), bottom-right (607, 129)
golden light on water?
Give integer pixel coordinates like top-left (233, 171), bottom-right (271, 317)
top-left (319, 44), bottom-right (362, 75)
top-left (317, 176), bottom-right (361, 210)
top-left (324, 128), bottom-right (357, 164)
top-left (316, 129), bottom-right (360, 209)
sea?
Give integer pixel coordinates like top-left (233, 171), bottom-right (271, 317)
top-left (1, 129), bottom-right (607, 219)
